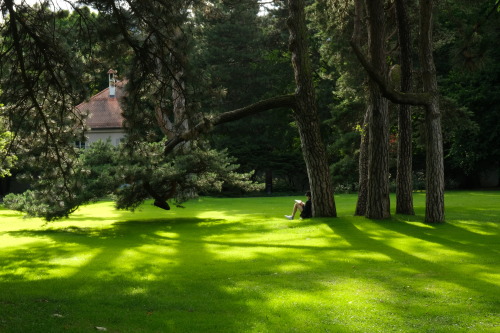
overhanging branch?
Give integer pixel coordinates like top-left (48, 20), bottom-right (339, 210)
top-left (350, 40), bottom-right (430, 106)
top-left (163, 94), bottom-right (296, 155)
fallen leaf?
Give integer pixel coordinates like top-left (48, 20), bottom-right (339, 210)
top-left (95, 326), bottom-right (107, 331)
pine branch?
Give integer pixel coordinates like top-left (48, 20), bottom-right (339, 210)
top-left (163, 94), bottom-right (296, 155)
top-left (349, 40), bottom-right (430, 106)
top-left (5, 0), bottom-right (75, 196)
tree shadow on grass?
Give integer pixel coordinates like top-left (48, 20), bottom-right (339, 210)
top-left (3, 215), bottom-right (331, 332)
top-left (1, 212), bottom-right (363, 331)
top-left (320, 217), bottom-right (499, 331)
top-left (1, 217), bottom-right (261, 332)
top-left (382, 215), bottom-right (500, 254)
top-left (324, 217), bottom-right (500, 306)
top-left (2, 205), bottom-right (499, 332)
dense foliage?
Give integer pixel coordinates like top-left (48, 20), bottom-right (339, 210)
top-left (0, 114), bottom-right (16, 178)
top-left (193, 0), bottom-right (303, 193)
top-left (0, 0), bottom-right (498, 220)
top-left (3, 139), bottom-right (262, 220)
top-left (435, 0), bottom-right (500, 186)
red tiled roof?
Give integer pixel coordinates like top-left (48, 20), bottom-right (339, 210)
top-left (76, 80), bottom-right (126, 129)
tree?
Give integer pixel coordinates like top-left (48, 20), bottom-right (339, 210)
top-left (193, 0), bottom-right (302, 194)
top-left (1, 1), bottom-right (255, 220)
top-left (286, 0), bottom-right (336, 216)
top-left (0, 1), bottom-right (88, 215)
top-left (350, 0), bottom-right (391, 219)
top-left (135, 0), bottom-right (337, 217)
top-left (355, 107), bottom-right (370, 216)
top-left (351, 0), bottom-right (445, 223)
top-left (306, 0), bottom-right (368, 212)
top-left (419, 0), bottom-right (444, 223)
top-left (2, 0), bottom-right (337, 219)
top-left (395, 0), bottom-right (415, 215)
top-left (366, 0), bottom-right (391, 219)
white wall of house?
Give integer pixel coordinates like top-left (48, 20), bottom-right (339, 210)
top-left (86, 129), bottom-right (126, 147)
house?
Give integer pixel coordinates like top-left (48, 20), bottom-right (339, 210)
top-left (0, 70), bottom-right (127, 197)
top-left (75, 69), bottom-right (126, 147)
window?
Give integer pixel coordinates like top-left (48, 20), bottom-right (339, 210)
top-left (75, 141), bottom-right (86, 149)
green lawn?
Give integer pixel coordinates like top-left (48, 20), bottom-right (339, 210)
top-left (0, 192), bottom-right (499, 332)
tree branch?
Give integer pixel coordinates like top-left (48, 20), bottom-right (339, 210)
top-left (5, 0), bottom-right (75, 195)
top-left (349, 40), bottom-right (431, 106)
top-left (164, 94), bottom-right (296, 155)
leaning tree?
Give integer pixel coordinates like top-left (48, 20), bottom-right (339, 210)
top-left (159, 0), bottom-right (337, 217)
top-left (1, 0), bottom-right (337, 219)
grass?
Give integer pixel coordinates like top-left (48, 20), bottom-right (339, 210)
top-left (0, 191), bottom-right (499, 332)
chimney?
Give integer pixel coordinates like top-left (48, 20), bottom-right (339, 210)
top-left (107, 69), bottom-right (117, 98)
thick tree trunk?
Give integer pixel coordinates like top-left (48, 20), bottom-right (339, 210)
top-left (420, 0), bottom-right (445, 223)
top-left (366, 86), bottom-right (391, 219)
top-left (395, 0), bottom-right (415, 215)
top-left (161, 0), bottom-right (337, 218)
top-left (287, 0), bottom-right (336, 217)
top-left (396, 102), bottom-right (415, 215)
top-left (171, 26), bottom-right (189, 134)
top-left (424, 102), bottom-right (444, 223)
top-left (365, 0), bottom-right (391, 219)
top-left (353, 0), bottom-right (368, 216)
top-left (156, 26), bottom-right (189, 139)
top-left (355, 107), bottom-right (370, 216)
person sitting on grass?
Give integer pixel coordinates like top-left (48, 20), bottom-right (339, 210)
top-left (285, 191), bottom-right (312, 220)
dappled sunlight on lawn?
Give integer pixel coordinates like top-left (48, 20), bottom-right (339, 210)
top-left (477, 271), bottom-right (500, 285)
top-left (452, 220), bottom-right (500, 236)
top-left (195, 210), bottom-right (241, 221)
top-left (0, 241), bottom-right (101, 282)
top-left (347, 251), bottom-right (393, 262)
top-left (154, 230), bottom-right (180, 240)
top-left (0, 193), bottom-right (499, 332)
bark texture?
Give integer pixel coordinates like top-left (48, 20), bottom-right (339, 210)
top-left (353, 0), bottom-right (368, 216)
top-left (156, 26), bottom-right (189, 139)
top-left (355, 107), bottom-right (370, 216)
top-left (395, 0), bottom-right (415, 215)
top-left (287, 0), bottom-right (337, 217)
top-left (420, 0), bottom-right (444, 223)
top-left (365, 0), bottom-right (391, 219)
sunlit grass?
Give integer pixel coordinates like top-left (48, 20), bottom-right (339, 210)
top-left (0, 191), bottom-right (499, 332)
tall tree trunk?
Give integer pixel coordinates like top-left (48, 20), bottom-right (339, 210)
top-left (355, 107), bottom-right (370, 216)
top-left (365, 0), bottom-right (391, 219)
top-left (351, 0), bottom-right (445, 223)
top-left (353, 0), bottom-right (368, 216)
top-left (420, 0), bottom-right (445, 223)
top-left (287, 0), bottom-right (336, 217)
top-left (395, 0), bottom-right (415, 215)
top-left (161, 0), bottom-right (338, 218)
top-left (151, 25), bottom-right (190, 207)
top-left (155, 26), bottom-right (189, 139)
